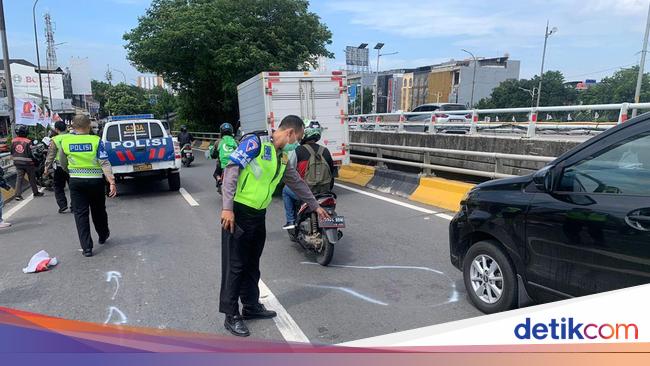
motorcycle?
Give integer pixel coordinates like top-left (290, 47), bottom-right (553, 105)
top-left (288, 192), bottom-right (344, 266)
top-left (181, 143), bottom-right (194, 167)
top-left (31, 139), bottom-right (53, 190)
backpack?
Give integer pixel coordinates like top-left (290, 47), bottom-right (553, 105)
top-left (303, 144), bottom-right (332, 194)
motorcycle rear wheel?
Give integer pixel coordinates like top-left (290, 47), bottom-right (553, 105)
top-left (315, 234), bottom-right (334, 266)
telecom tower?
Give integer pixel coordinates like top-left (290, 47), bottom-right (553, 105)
top-left (44, 12), bottom-right (57, 70)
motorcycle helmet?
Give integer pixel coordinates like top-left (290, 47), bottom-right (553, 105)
top-left (302, 120), bottom-right (322, 144)
top-left (180, 125), bottom-right (188, 133)
top-left (220, 122), bottom-right (234, 136)
top-left (15, 124), bottom-right (28, 137)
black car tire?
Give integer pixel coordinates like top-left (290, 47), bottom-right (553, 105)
top-left (463, 240), bottom-right (517, 314)
top-left (168, 172), bottom-right (181, 191)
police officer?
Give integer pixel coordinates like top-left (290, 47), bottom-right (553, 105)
top-left (11, 125), bottom-right (44, 201)
top-left (220, 115), bottom-right (329, 337)
top-left (60, 115), bottom-right (117, 257)
top-left (44, 121), bottom-right (70, 213)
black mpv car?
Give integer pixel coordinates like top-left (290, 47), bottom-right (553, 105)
top-left (450, 114), bottom-right (650, 314)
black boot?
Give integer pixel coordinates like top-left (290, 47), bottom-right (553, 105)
top-left (224, 314), bottom-right (250, 337)
top-left (82, 249), bottom-right (93, 257)
top-left (242, 304), bottom-right (277, 320)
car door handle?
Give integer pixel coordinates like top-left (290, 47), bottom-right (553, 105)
top-left (625, 210), bottom-right (650, 232)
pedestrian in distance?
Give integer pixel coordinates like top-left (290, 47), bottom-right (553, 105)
top-left (11, 125), bottom-right (44, 201)
top-left (0, 165), bottom-right (12, 229)
top-left (59, 115), bottom-right (117, 257)
top-left (44, 121), bottom-right (71, 213)
top-left (220, 115), bottom-right (330, 337)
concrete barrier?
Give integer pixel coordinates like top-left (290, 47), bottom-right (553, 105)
top-left (199, 141), bottom-right (211, 150)
top-left (366, 168), bottom-right (419, 198)
top-left (410, 177), bottom-right (475, 212)
top-left (337, 163), bottom-right (375, 186)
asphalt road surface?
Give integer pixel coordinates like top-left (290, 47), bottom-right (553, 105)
top-left (0, 152), bottom-right (481, 344)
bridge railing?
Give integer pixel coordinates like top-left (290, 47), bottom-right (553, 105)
top-left (171, 131), bottom-right (221, 141)
top-left (349, 102), bottom-right (650, 137)
top-left (349, 142), bottom-right (556, 179)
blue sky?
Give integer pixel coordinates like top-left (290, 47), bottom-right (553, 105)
top-left (4, 0), bottom-right (650, 83)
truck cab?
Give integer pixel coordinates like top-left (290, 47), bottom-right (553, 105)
top-left (102, 114), bottom-right (182, 191)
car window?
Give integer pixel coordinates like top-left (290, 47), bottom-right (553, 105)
top-left (149, 123), bottom-right (164, 138)
top-left (420, 105), bottom-right (439, 112)
top-left (558, 132), bottom-right (650, 196)
top-left (134, 122), bottom-right (150, 139)
top-left (119, 123), bottom-right (136, 140)
top-left (105, 125), bottom-right (120, 142)
top-left (411, 106), bottom-right (422, 112)
top-left (440, 104), bottom-right (465, 111)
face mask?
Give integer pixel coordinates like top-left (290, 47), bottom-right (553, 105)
top-left (283, 142), bottom-right (299, 152)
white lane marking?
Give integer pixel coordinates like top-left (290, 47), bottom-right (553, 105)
top-left (104, 306), bottom-right (128, 325)
top-left (179, 187), bottom-right (199, 206)
top-left (106, 271), bottom-right (122, 301)
top-left (305, 284), bottom-right (389, 306)
top-left (435, 213), bottom-right (455, 221)
top-left (258, 279), bottom-right (310, 344)
top-left (334, 183), bottom-right (437, 215)
top-left (3, 187), bottom-right (45, 219)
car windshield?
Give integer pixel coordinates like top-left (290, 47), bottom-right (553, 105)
top-left (440, 104), bottom-right (466, 111)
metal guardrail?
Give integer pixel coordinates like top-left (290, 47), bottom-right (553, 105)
top-left (171, 131), bottom-right (221, 141)
top-left (1, 152), bottom-right (13, 171)
top-left (349, 142), bottom-right (556, 179)
top-left (349, 102), bottom-right (650, 137)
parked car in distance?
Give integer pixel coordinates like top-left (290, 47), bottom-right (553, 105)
top-left (405, 103), bottom-right (470, 133)
top-left (449, 114), bottom-right (650, 314)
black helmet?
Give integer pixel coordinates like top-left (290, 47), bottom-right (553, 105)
top-left (220, 122), bottom-right (234, 136)
top-left (180, 125), bottom-right (187, 133)
top-left (15, 125), bottom-right (28, 137)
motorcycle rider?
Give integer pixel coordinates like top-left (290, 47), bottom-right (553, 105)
top-left (44, 121), bottom-right (70, 213)
top-left (282, 120), bottom-right (335, 230)
top-left (212, 122), bottom-right (238, 189)
top-left (11, 125), bottom-right (44, 201)
top-left (177, 125), bottom-right (194, 152)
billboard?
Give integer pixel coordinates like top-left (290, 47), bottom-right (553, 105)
top-left (69, 56), bottom-right (92, 95)
top-left (345, 46), bottom-right (369, 67)
top-left (5, 62), bottom-right (64, 100)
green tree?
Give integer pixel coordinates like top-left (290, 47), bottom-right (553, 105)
top-left (149, 86), bottom-right (177, 120)
top-left (92, 80), bottom-right (112, 118)
top-left (123, 0), bottom-right (333, 129)
top-left (105, 84), bottom-right (150, 115)
top-left (579, 66), bottom-right (650, 105)
top-left (477, 71), bottom-right (577, 109)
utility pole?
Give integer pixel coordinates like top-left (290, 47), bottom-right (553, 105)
top-left (32, 0), bottom-right (45, 107)
top-left (0, 0), bottom-right (16, 137)
top-left (632, 2), bottom-right (650, 118)
top-left (536, 20), bottom-right (557, 109)
top-left (461, 49), bottom-right (477, 107)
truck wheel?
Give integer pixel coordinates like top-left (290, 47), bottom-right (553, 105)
top-left (168, 172), bottom-right (181, 191)
top-left (462, 240), bottom-right (517, 314)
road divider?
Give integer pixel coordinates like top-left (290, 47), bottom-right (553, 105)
top-left (336, 163), bottom-right (475, 212)
top-left (199, 141), bottom-right (211, 150)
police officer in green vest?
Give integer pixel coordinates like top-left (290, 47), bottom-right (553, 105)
top-left (220, 115), bottom-right (329, 337)
top-left (60, 115), bottom-right (117, 257)
top-left (45, 121), bottom-right (70, 213)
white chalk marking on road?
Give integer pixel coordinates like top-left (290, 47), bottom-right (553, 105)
top-left (258, 279), bottom-right (310, 344)
top-left (179, 187), bottom-right (199, 206)
top-left (306, 284), bottom-right (389, 306)
top-left (435, 213), bottom-right (455, 221)
top-left (334, 183), bottom-right (437, 215)
top-left (104, 306), bottom-right (128, 325)
top-left (3, 187), bottom-right (45, 219)
top-left (106, 271), bottom-right (122, 301)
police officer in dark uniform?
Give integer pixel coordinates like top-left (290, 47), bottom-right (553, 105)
top-left (59, 115), bottom-right (117, 257)
top-left (44, 121), bottom-right (70, 213)
top-left (11, 125), bottom-right (43, 201)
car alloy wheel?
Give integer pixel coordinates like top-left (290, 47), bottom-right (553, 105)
top-left (469, 254), bottom-right (504, 304)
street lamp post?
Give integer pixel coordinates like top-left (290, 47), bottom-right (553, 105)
top-left (632, 2), bottom-right (650, 118)
top-left (32, 0), bottom-right (45, 107)
top-left (518, 86), bottom-right (538, 108)
top-left (372, 43), bottom-right (398, 114)
top-left (358, 43), bottom-right (367, 114)
top-left (461, 49), bottom-right (477, 107)
top-left (0, 0), bottom-right (16, 136)
top-left (111, 68), bottom-right (127, 84)
top-left (536, 20), bottom-right (558, 109)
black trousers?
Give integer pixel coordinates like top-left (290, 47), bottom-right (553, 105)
top-left (14, 164), bottom-right (39, 196)
top-left (53, 167), bottom-right (69, 210)
top-left (219, 202), bottom-right (266, 315)
top-left (69, 178), bottom-right (109, 251)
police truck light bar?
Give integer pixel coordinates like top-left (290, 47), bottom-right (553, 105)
top-left (109, 114), bottom-right (155, 121)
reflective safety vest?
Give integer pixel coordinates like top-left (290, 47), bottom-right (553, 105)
top-left (52, 133), bottom-right (67, 163)
top-left (234, 141), bottom-right (287, 210)
top-left (218, 135), bottom-right (238, 169)
top-left (60, 134), bottom-right (103, 178)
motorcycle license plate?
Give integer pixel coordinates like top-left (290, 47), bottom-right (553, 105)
top-left (133, 163), bottom-right (153, 172)
top-left (319, 216), bottom-right (345, 228)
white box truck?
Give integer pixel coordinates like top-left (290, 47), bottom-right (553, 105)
top-left (237, 71), bottom-right (350, 166)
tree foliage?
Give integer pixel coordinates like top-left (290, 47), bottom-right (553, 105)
top-left (91, 80), bottom-right (112, 117)
top-left (123, 0), bottom-right (333, 129)
top-left (579, 66), bottom-right (650, 105)
top-left (476, 71), bottom-right (578, 109)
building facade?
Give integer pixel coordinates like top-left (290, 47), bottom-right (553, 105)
top-left (137, 75), bottom-right (170, 91)
top-left (401, 73), bottom-right (413, 112)
top-left (412, 66), bottom-right (432, 108)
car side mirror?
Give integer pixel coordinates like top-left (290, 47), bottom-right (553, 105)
top-left (533, 165), bottom-right (554, 192)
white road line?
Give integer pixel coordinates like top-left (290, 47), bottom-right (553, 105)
top-left (3, 188), bottom-right (45, 219)
top-left (435, 213), bottom-right (455, 221)
top-left (178, 187), bottom-right (199, 206)
top-left (334, 182), bottom-right (437, 215)
top-left (258, 279), bottom-right (310, 344)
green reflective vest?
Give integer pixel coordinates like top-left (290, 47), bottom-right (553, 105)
top-left (218, 135), bottom-right (238, 168)
top-left (61, 134), bottom-right (103, 178)
top-left (52, 132), bottom-right (67, 162)
top-left (234, 141), bottom-right (287, 210)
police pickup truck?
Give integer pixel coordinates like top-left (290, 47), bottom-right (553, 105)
top-left (102, 114), bottom-right (182, 191)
